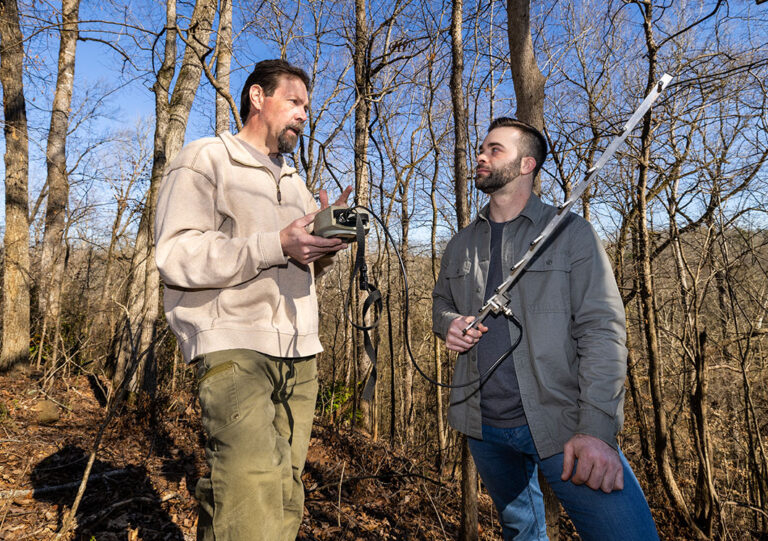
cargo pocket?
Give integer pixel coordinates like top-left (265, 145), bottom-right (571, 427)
top-left (197, 359), bottom-right (241, 437)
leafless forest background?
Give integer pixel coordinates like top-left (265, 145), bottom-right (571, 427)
top-left (1, 0), bottom-right (767, 539)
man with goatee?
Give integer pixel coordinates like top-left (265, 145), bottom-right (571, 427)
top-left (155, 59), bottom-right (351, 540)
top-left (433, 118), bottom-right (658, 540)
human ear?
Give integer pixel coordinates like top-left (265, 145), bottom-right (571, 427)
top-left (249, 84), bottom-right (264, 113)
top-left (521, 156), bottom-right (537, 176)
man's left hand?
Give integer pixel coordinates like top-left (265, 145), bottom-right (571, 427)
top-left (561, 433), bottom-right (624, 493)
top-left (319, 186), bottom-right (353, 209)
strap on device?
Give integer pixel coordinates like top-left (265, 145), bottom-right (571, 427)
top-left (346, 213), bottom-right (382, 402)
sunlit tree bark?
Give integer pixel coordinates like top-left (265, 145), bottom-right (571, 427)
top-left (505, 0), bottom-right (545, 194)
top-left (113, 0), bottom-right (217, 394)
top-left (214, 0), bottom-right (232, 134)
top-left (352, 0), bottom-right (375, 432)
top-left (451, 1), bottom-right (477, 538)
top-left (450, 0), bottom-right (469, 231)
top-left (0, 0), bottom-right (30, 371)
top-left (39, 0), bottom-right (80, 367)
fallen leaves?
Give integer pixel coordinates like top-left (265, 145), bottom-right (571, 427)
top-left (0, 371), bottom-right (510, 540)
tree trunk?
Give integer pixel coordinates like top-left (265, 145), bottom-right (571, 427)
top-left (691, 329), bottom-right (717, 536)
top-left (39, 0), bottom-right (80, 367)
top-left (614, 224), bottom-right (653, 464)
top-left (451, 1), bottom-right (476, 537)
top-left (505, 0), bottom-right (561, 533)
top-left (400, 180), bottom-right (414, 442)
top-left (425, 48), bottom-right (446, 470)
top-left (669, 179), bottom-right (718, 536)
top-left (113, 0), bottom-right (217, 394)
top-left (636, 6), bottom-right (704, 536)
top-left (636, 101), bottom-right (704, 541)
top-left (459, 435), bottom-right (478, 541)
top-left (430, 147), bottom-right (446, 473)
top-left (214, 0), bottom-right (232, 134)
top-left (0, 0), bottom-right (31, 371)
top-left (450, 0), bottom-right (469, 230)
top-left (353, 0), bottom-right (373, 432)
top-left (386, 292), bottom-right (396, 444)
top-left (505, 0), bottom-right (546, 195)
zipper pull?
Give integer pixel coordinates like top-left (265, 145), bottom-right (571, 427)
top-left (276, 184), bottom-right (282, 204)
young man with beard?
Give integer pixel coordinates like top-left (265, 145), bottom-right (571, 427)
top-left (155, 59), bottom-right (351, 540)
top-left (432, 118), bottom-right (658, 540)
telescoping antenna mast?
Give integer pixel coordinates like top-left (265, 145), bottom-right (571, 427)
top-left (463, 73), bottom-right (674, 336)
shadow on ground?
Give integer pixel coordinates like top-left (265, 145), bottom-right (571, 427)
top-left (31, 444), bottom-right (185, 540)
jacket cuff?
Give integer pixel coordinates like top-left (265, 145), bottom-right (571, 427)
top-left (253, 231), bottom-right (287, 268)
top-left (576, 408), bottom-right (620, 450)
top-left (434, 310), bottom-right (462, 340)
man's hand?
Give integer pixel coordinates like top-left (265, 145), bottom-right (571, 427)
top-left (561, 433), bottom-right (624, 493)
top-left (319, 186), bottom-right (353, 209)
top-left (280, 212), bottom-right (347, 265)
top-left (281, 187), bottom-right (354, 265)
top-left (445, 316), bottom-right (488, 352)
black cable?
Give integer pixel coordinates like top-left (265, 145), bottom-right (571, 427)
top-left (343, 204), bottom-right (521, 390)
top-left (314, 148), bottom-right (520, 390)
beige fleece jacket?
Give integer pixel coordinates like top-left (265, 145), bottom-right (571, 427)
top-left (155, 132), bottom-right (326, 362)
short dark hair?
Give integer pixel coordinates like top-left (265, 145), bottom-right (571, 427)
top-left (488, 117), bottom-right (547, 177)
top-left (240, 59), bottom-right (311, 125)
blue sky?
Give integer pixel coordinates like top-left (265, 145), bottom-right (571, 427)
top-left (0, 2), bottom-right (248, 229)
top-left (2, 1), bottom-right (767, 240)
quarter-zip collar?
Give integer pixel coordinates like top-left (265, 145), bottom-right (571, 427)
top-left (219, 131), bottom-right (296, 174)
top-left (219, 131), bottom-right (298, 205)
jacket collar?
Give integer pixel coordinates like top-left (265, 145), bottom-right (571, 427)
top-left (219, 131), bottom-right (298, 177)
top-left (477, 192), bottom-right (545, 225)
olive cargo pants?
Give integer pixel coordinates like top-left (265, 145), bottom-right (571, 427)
top-left (194, 349), bottom-right (318, 541)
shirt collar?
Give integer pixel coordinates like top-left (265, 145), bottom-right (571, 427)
top-left (477, 192), bottom-right (545, 225)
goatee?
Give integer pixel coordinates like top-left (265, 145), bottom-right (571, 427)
top-left (277, 123), bottom-right (304, 154)
top-left (476, 159), bottom-right (521, 195)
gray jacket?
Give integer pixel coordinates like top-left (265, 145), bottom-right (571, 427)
top-left (432, 195), bottom-right (627, 458)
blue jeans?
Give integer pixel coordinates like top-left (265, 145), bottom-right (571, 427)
top-left (468, 425), bottom-right (659, 541)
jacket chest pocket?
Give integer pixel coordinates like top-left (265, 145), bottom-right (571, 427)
top-left (522, 253), bottom-right (571, 313)
top-left (446, 260), bottom-right (473, 314)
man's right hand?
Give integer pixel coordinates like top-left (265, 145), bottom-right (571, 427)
top-left (446, 316), bottom-right (488, 352)
top-left (280, 212), bottom-right (347, 265)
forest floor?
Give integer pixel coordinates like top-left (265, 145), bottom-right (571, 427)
top-left (0, 367), bottom-right (556, 541)
top-left (0, 366), bottom-right (693, 540)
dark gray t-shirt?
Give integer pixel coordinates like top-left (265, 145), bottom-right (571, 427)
top-left (476, 219), bottom-right (527, 428)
